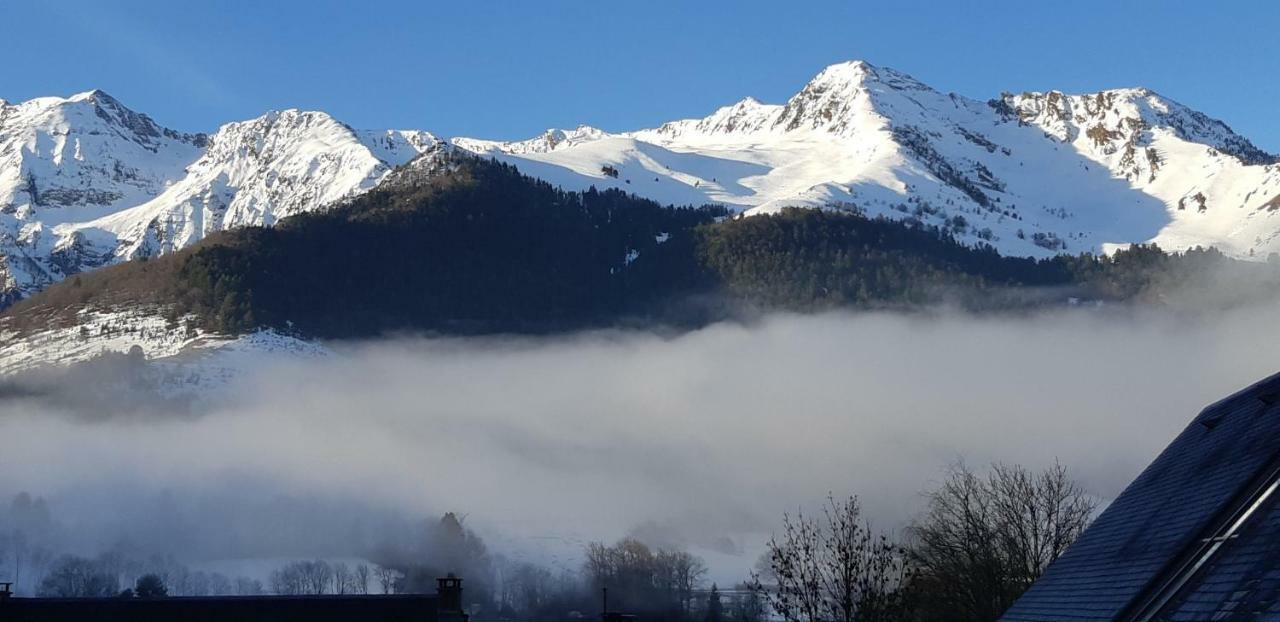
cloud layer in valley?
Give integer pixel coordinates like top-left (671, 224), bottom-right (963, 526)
top-left (4, 304), bottom-right (1280, 583)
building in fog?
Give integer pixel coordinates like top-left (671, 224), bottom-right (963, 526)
top-left (1003, 373), bottom-right (1280, 620)
top-left (0, 575), bottom-right (468, 622)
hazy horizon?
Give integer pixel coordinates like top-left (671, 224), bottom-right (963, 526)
top-left (6, 301), bottom-right (1280, 587)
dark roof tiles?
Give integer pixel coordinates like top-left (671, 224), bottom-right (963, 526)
top-left (1002, 373), bottom-right (1280, 622)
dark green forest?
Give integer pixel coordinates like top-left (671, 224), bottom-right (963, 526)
top-left (6, 154), bottom-right (1279, 339)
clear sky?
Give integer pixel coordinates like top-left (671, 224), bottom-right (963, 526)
top-left (4, 0), bottom-right (1278, 151)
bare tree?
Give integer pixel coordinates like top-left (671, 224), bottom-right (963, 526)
top-left (36, 555), bottom-right (119, 597)
top-left (353, 563), bottom-right (371, 595)
top-left (583, 538), bottom-right (708, 615)
top-left (92, 550), bottom-right (130, 593)
top-left (270, 561), bottom-right (333, 595)
top-left (908, 461), bottom-right (1096, 621)
top-left (584, 538), bottom-right (656, 610)
top-left (207, 573), bottom-right (233, 596)
top-left (167, 565), bottom-right (193, 596)
top-left (374, 565), bottom-right (401, 595)
top-left (505, 562), bottom-right (554, 612)
top-left (270, 564), bottom-right (305, 595)
top-left (332, 562), bottom-right (351, 595)
top-left (659, 549), bottom-right (707, 615)
top-left (235, 576), bottom-right (264, 596)
top-left (300, 560), bottom-right (333, 595)
top-left (748, 495), bottom-right (911, 622)
top-left (731, 584), bottom-right (768, 622)
top-left (25, 546), bottom-right (53, 595)
top-left (185, 571), bottom-right (211, 596)
top-left (989, 462), bottom-right (1096, 585)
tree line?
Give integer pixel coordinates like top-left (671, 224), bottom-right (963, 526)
top-left (745, 462), bottom-right (1095, 622)
top-left (490, 461), bottom-right (1095, 622)
top-left (1, 460), bottom-right (1094, 621)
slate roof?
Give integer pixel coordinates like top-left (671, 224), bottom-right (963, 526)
top-left (1161, 494), bottom-right (1280, 620)
top-left (0, 594), bottom-right (443, 622)
top-left (1002, 372), bottom-right (1280, 622)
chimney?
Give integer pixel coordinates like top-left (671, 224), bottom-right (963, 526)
top-left (436, 575), bottom-right (467, 622)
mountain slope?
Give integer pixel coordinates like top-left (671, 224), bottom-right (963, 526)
top-left (0, 90), bottom-right (206, 303)
top-left (2, 60), bottom-right (1278, 310)
top-left (59, 110), bottom-right (441, 262)
top-left (0, 93), bottom-right (437, 304)
top-left (0, 154), bottom-right (728, 342)
top-left (456, 61), bottom-right (1280, 260)
top-left (8, 155), bottom-right (1280, 386)
top-left (999, 88), bottom-right (1280, 253)
top-left (0, 153), bottom-right (1091, 373)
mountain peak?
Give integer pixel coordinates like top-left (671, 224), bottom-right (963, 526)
top-left (727, 95), bottom-right (768, 110)
top-left (258, 108), bottom-right (338, 122)
top-left (795, 60), bottom-right (880, 96)
top-left (47, 88), bottom-right (211, 150)
top-left (638, 60), bottom-right (938, 141)
top-left (213, 108), bottom-right (354, 142)
top-left (695, 96), bottom-right (781, 135)
top-left (803, 60), bottom-right (928, 92)
top-left (811, 59), bottom-right (875, 80)
top-left (69, 88), bottom-right (117, 104)
top-left (200, 108), bottom-right (358, 157)
top-left (772, 60), bottom-right (913, 135)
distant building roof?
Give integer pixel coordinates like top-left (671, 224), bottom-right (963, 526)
top-left (1, 594), bottom-right (437, 622)
top-left (1002, 372), bottom-right (1280, 621)
top-left (1, 576), bottom-right (470, 622)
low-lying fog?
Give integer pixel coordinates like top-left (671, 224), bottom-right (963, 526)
top-left (4, 304), bottom-right (1280, 585)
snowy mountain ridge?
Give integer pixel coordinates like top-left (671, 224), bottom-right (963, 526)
top-left (0, 92), bottom-right (440, 304)
top-left (465, 60), bottom-right (1279, 261)
top-left (2, 60), bottom-right (1279, 312)
top-left (66, 109), bottom-right (441, 262)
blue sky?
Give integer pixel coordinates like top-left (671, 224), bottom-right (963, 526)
top-left (4, 1), bottom-right (1278, 151)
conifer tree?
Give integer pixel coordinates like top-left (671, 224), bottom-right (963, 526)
top-left (706, 583), bottom-right (723, 622)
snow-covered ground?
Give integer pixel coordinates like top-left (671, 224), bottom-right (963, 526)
top-left (0, 308), bottom-right (329, 396)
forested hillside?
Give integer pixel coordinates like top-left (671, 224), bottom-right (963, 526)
top-left (4, 157), bottom-right (725, 336)
top-left (6, 155), bottom-right (1279, 340)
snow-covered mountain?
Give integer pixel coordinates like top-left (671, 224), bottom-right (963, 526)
top-left (459, 61), bottom-right (1280, 261)
top-left (0, 91), bottom-right (439, 304)
top-left (2, 60), bottom-right (1278, 311)
top-left (65, 111), bottom-right (440, 262)
top-left (0, 90), bottom-right (205, 302)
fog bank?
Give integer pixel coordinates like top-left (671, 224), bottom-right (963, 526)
top-left (4, 305), bottom-right (1280, 582)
